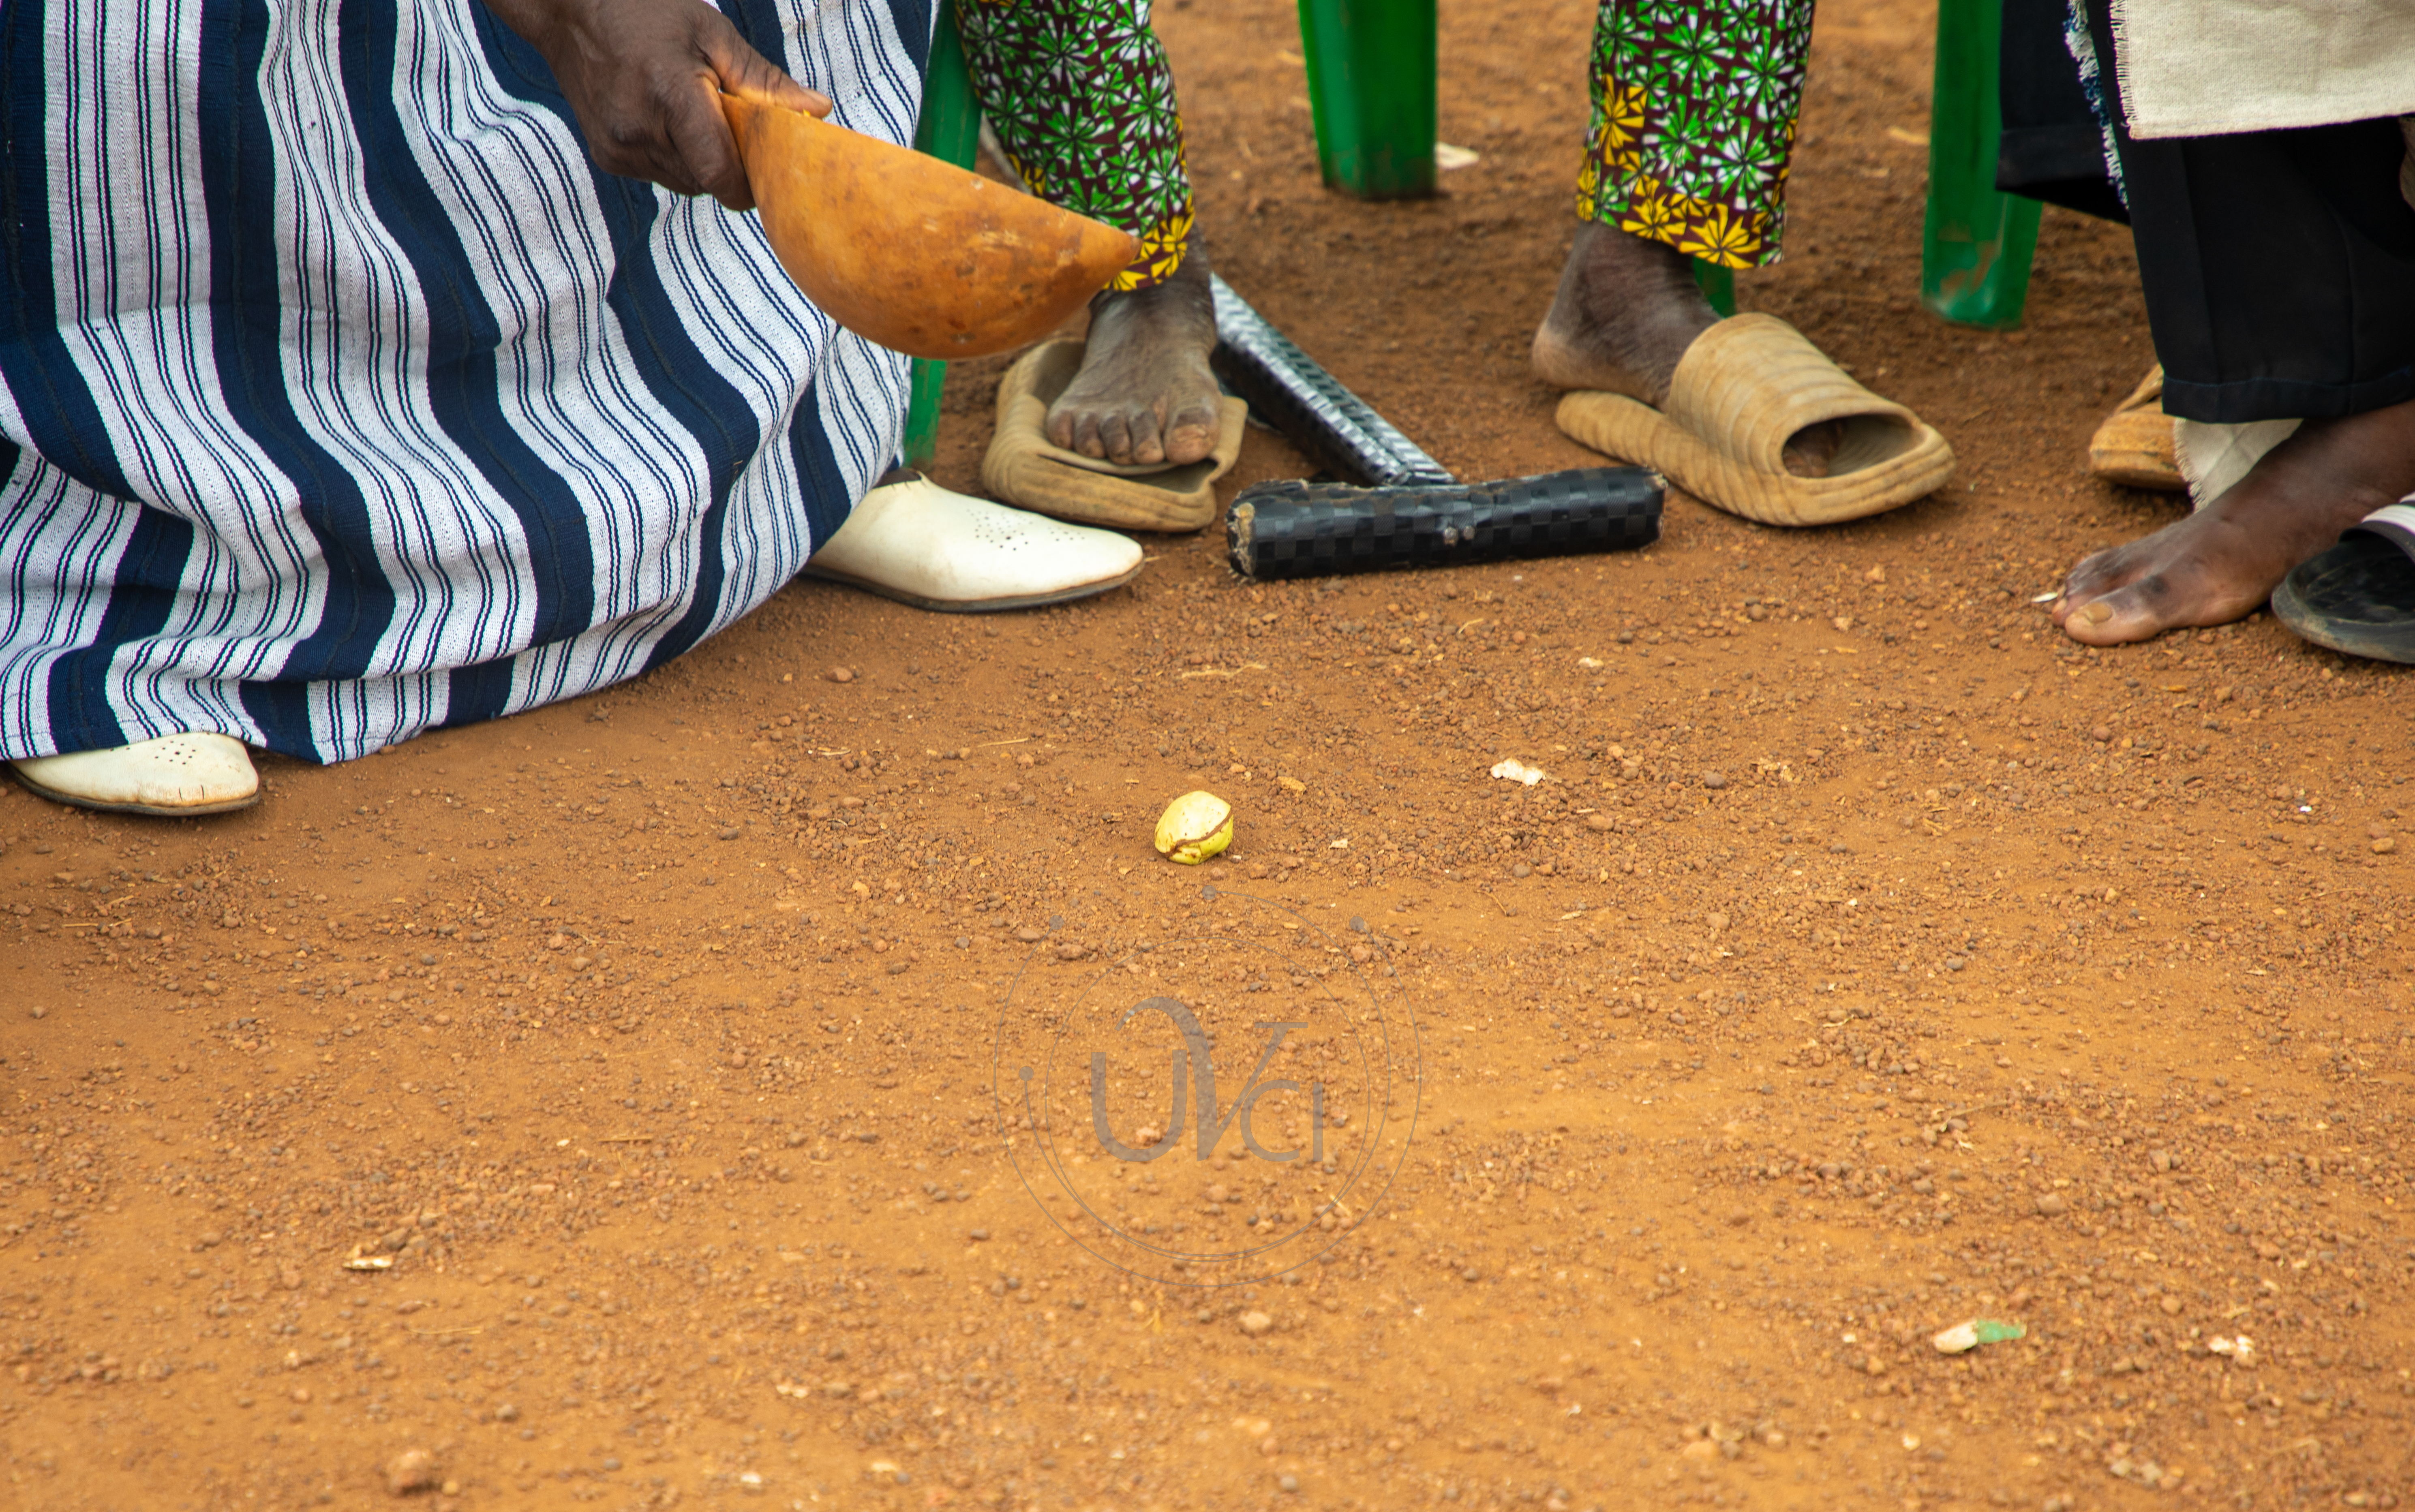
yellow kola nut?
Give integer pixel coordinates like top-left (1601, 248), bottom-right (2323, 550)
top-left (1154, 791), bottom-right (1234, 865)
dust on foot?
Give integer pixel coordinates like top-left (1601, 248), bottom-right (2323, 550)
top-left (2055, 403), bottom-right (2415, 645)
top-left (1045, 246), bottom-right (1221, 468)
top-left (1530, 220), bottom-right (1715, 406)
top-left (1532, 220), bottom-right (1843, 478)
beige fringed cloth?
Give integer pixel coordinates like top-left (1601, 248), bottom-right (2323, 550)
top-left (2110, 0), bottom-right (2415, 140)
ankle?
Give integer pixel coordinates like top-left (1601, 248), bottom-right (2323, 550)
top-left (1536, 221), bottom-right (1719, 403)
top-left (1089, 240), bottom-right (1214, 337)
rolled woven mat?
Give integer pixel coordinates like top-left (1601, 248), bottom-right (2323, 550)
top-left (1208, 276), bottom-right (1453, 490)
top-left (1226, 468), bottom-right (1663, 581)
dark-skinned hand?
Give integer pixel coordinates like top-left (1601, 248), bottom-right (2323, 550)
top-left (480, 0), bottom-right (829, 211)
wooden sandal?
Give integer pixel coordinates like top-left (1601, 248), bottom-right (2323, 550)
top-left (1553, 313), bottom-right (1955, 527)
top-left (980, 339), bottom-right (1247, 533)
top-left (2088, 364), bottom-right (2184, 492)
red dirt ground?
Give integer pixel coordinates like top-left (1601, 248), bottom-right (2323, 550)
top-left (4, 0), bottom-right (2412, 1508)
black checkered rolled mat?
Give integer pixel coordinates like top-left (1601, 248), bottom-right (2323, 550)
top-left (1226, 467), bottom-right (1663, 581)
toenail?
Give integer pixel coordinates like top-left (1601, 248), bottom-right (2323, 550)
top-left (2079, 602), bottom-right (2111, 624)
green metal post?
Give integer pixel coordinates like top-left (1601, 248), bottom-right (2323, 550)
top-left (1692, 259), bottom-right (1735, 318)
top-left (1919, 0), bottom-right (2041, 328)
top-left (1296, 0), bottom-right (1436, 200)
top-left (903, 0), bottom-right (983, 469)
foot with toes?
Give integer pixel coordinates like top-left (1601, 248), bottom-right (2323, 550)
top-left (2055, 398), bottom-right (2415, 645)
top-left (1044, 245), bottom-right (1222, 468)
top-left (1532, 221), bottom-right (1846, 480)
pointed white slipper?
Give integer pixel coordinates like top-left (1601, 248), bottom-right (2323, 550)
top-left (805, 473), bottom-right (1144, 612)
top-left (10, 731), bottom-right (260, 816)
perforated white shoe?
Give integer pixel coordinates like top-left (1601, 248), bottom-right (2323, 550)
top-left (805, 473), bottom-right (1145, 612)
top-left (10, 732), bottom-right (260, 816)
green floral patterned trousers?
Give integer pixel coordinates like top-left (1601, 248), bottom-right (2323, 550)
top-left (954, 0), bottom-right (1814, 289)
top-left (1577, 0), bottom-right (1816, 270)
top-left (955, 0), bottom-right (1195, 292)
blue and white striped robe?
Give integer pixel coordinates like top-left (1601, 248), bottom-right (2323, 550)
top-left (0, 0), bottom-right (930, 763)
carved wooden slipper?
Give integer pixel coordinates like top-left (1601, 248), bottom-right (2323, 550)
top-left (2089, 364), bottom-right (2184, 492)
top-left (980, 339), bottom-right (1247, 533)
top-left (1554, 313), bottom-right (1955, 527)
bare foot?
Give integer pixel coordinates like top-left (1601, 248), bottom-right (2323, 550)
top-left (1531, 221), bottom-right (1841, 478)
top-left (1045, 244), bottom-right (1221, 467)
top-left (2054, 398), bottom-right (2415, 645)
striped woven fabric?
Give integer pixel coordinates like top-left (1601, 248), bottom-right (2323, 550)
top-left (0, 0), bottom-right (930, 764)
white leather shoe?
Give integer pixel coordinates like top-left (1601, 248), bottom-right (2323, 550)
top-left (805, 473), bottom-right (1145, 612)
top-left (10, 732), bottom-right (260, 816)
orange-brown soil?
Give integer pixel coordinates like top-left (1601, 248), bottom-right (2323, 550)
top-left (4, 1), bottom-right (2412, 1508)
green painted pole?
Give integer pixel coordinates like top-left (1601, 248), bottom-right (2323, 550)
top-left (1296, 0), bottom-right (1436, 200)
top-left (1919, 0), bottom-right (2040, 328)
top-left (1692, 259), bottom-right (1735, 318)
top-left (903, 0), bottom-right (983, 469)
